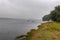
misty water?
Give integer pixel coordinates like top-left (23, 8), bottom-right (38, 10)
top-left (0, 18), bottom-right (41, 40)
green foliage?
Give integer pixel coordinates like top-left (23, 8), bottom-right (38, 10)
top-left (43, 5), bottom-right (60, 22)
top-left (42, 14), bottom-right (51, 21)
top-left (50, 5), bottom-right (60, 22)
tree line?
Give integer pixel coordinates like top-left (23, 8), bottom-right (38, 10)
top-left (43, 5), bottom-right (60, 22)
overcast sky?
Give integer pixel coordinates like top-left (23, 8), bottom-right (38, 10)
top-left (0, 0), bottom-right (60, 19)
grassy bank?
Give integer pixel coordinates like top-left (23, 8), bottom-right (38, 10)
top-left (17, 22), bottom-right (60, 40)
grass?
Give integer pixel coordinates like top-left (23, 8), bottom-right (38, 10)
top-left (18, 22), bottom-right (60, 40)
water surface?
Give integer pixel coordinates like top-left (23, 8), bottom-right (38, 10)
top-left (0, 18), bottom-right (41, 40)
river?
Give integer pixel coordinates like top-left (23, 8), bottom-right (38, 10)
top-left (0, 18), bottom-right (42, 40)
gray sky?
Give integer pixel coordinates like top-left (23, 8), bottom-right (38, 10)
top-left (0, 0), bottom-right (60, 19)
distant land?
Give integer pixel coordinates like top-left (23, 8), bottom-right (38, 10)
top-left (0, 18), bottom-right (41, 24)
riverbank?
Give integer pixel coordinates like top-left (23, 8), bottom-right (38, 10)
top-left (19, 22), bottom-right (60, 40)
